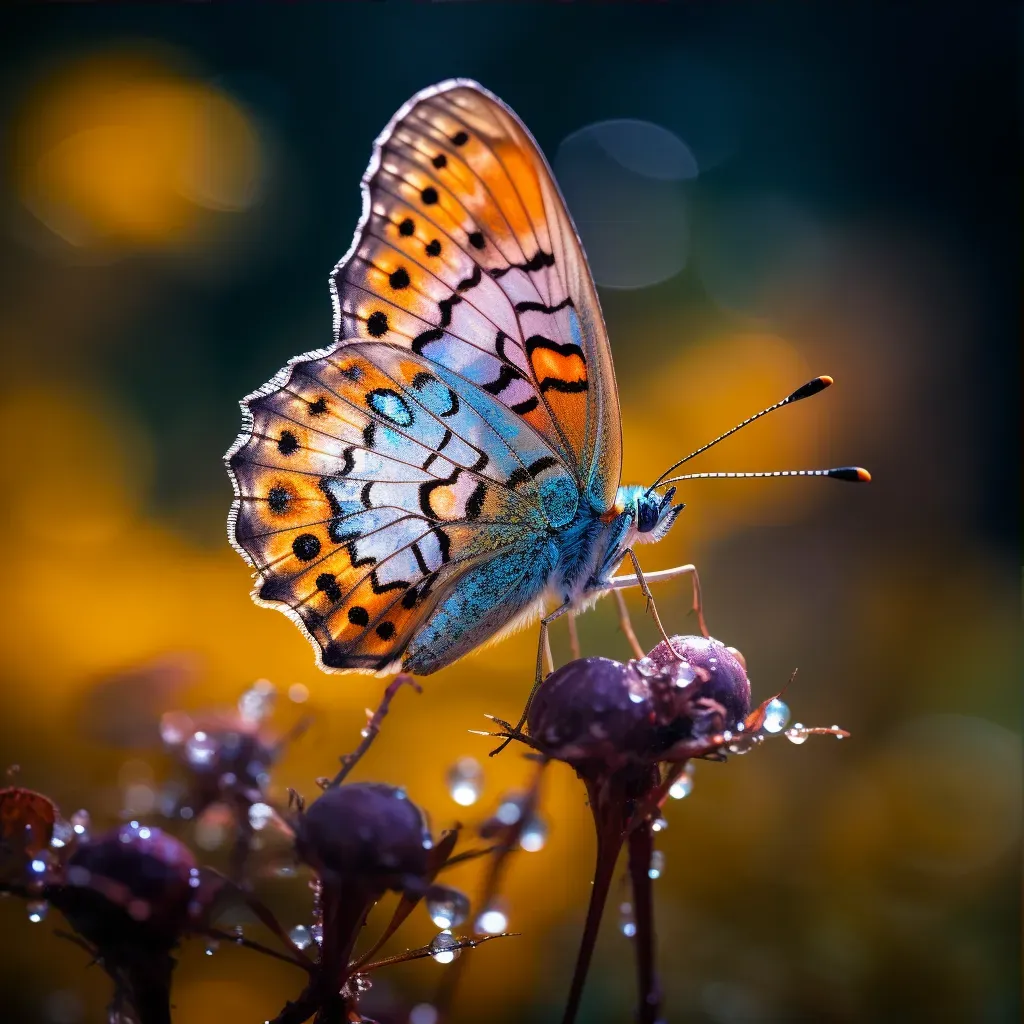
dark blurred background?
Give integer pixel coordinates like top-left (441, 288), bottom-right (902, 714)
top-left (0, 4), bottom-right (1019, 1023)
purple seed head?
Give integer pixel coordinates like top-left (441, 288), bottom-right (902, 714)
top-left (646, 635), bottom-right (752, 737)
top-left (59, 824), bottom-right (201, 953)
top-left (526, 657), bottom-right (663, 768)
top-left (295, 782), bottom-right (430, 889)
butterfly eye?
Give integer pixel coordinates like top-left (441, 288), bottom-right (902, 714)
top-left (636, 498), bottom-right (660, 533)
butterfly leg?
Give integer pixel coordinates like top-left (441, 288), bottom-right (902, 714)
top-left (490, 600), bottom-right (573, 757)
top-left (609, 553), bottom-right (710, 642)
top-left (613, 589), bottom-right (646, 660)
top-left (567, 610), bottom-right (581, 661)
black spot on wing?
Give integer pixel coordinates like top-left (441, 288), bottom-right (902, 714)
top-left (432, 527), bottom-right (451, 563)
top-left (511, 397), bottom-right (539, 415)
top-left (515, 297), bottom-right (574, 314)
top-left (456, 264), bottom-right (482, 292)
top-left (425, 239), bottom-right (442, 257)
top-left (278, 431), bottom-right (299, 456)
top-left (490, 251), bottom-right (556, 279)
top-left (421, 186), bottom-right (439, 205)
top-left (366, 311), bottom-right (389, 337)
top-left (466, 481), bottom-right (486, 520)
top-left (482, 364), bottom-right (524, 395)
top-left (316, 573), bottom-right (343, 603)
top-left (411, 542), bottom-right (430, 576)
top-left (507, 455), bottom-right (559, 488)
top-left (525, 336), bottom-right (585, 360)
top-left (398, 217), bottom-right (415, 236)
top-left (348, 606), bottom-right (369, 627)
top-left (438, 293), bottom-right (462, 328)
top-left (308, 397), bottom-right (328, 417)
top-left (540, 377), bottom-right (589, 394)
top-left (412, 328), bottom-right (444, 354)
top-left (347, 540), bottom-right (377, 569)
top-left (292, 534), bottom-right (321, 562)
top-left (267, 486), bottom-right (290, 514)
top-left (419, 467), bottom-right (461, 519)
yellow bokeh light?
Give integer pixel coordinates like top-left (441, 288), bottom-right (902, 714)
top-left (621, 331), bottom-right (831, 555)
top-left (13, 52), bottom-right (261, 249)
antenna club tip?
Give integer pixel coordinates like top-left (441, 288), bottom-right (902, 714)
top-left (829, 467), bottom-right (872, 483)
top-left (787, 375), bottom-right (834, 403)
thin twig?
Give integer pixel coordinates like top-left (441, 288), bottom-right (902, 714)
top-left (330, 674), bottom-right (421, 787)
top-left (203, 927), bottom-right (315, 973)
top-left (362, 932), bottom-right (515, 971)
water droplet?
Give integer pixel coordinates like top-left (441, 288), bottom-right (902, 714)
top-left (495, 796), bottom-right (523, 826)
top-left (831, 724), bottom-right (844, 738)
top-left (27, 900), bottom-right (48, 923)
top-left (785, 723), bottom-right (808, 745)
top-left (671, 661), bottom-right (696, 687)
top-left (185, 731), bottom-right (218, 767)
top-left (275, 864), bottom-right (296, 878)
top-left (159, 711), bottom-right (193, 746)
top-left (619, 901), bottom-right (636, 938)
top-left (651, 816), bottom-right (668, 832)
top-left (430, 930), bottom-right (462, 964)
top-left (475, 902), bottom-right (508, 934)
top-left (69, 809), bottom-right (90, 839)
top-left (310, 922), bottom-right (323, 945)
top-left (519, 815), bottom-right (547, 852)
top-left (30, 856), bottom-right (47, 875)
top-left (425, 886), bottom-right (470, 929)
top-left (204, 939), bottom-right (219, 956)
top-left (239, 679), bottom-right (276, 724)
top-left (289, 924), bottom-right (312, 950)
top-left (409, 1004), bottom-right (439, 1024)
top-left (248, 802), bottom-right (274, 831)
top-left (648, 849), bottom-right (665, 880)
top-left (635, 657), bottom-right (658, 677)
top-left (50, 820), bottom-right (74, 849)
top-left (351, 973), bottom-right (372, 994)
top-left (446, 757), bottom-right (483, 807)
top-left (288, 683), bottom-right (309, 704)
top-left (669, 764), bottom-right (695, 799)
top-left (762, 698), bottom-right (790, 734)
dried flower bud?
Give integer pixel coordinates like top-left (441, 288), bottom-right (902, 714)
top-left (295, 783), bottom-right (430, 889)
top-left (526, 657), bottom-right (663, 768)
top-left (58, 823), bottom-right (203, 953)
top-left (646, 635), bottom-right (751, 737)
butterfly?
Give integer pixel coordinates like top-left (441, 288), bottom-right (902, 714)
top-left (226, 80), bottom-right (867, 679)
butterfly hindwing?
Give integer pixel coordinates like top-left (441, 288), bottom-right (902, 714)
top-left (228, 345), bottom-right (576, 672)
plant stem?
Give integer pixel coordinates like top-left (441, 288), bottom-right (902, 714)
top-left (627, 822), bottom-right (661, 1024)
top-left (560, 778), bottom-right (628, 1024)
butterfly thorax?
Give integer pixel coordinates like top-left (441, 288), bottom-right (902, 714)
top-left (552, 485), bottom-right (683, 610)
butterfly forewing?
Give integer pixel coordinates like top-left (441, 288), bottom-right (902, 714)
top-left (332, 80), bottom-right (621, 509)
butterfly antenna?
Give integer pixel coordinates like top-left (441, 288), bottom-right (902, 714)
top-left (647, 375), bottom-right (836, 493)
top-left (659, 467), bottom-right (872, 486)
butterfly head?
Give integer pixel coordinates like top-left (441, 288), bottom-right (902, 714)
top-left (620, 485), bottom-right (684, 544)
